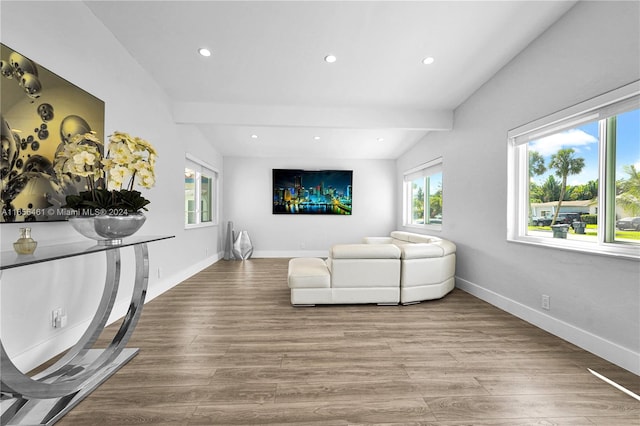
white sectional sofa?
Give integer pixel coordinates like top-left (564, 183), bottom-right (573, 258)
top-left (363, 231), bottom-right (456, 304)
top-left (287, 231), bottom-right (456, 306)
top-left (288, 243), bottom-right (401, 306)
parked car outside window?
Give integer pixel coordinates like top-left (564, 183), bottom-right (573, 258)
top-left (555, 213), bottom-right (582, 226)
top-left (616, 217), bottom-right (640, 231)
top-left (531, 216), bottom-right (553, 226)
top-left (532, 213), bottom-right (583, 227)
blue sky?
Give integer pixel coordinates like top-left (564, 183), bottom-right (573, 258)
top-left (530, 108), bottom-right (639, 186)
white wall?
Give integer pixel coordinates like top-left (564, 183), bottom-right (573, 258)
top-left (223, 157), bottom-right (396, 257)
top-left (0, 2), bottom-right (223, 371)
top-left (397, 1), bottom-right (640, 374)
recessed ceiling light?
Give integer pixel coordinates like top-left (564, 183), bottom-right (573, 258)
top-left (422, 56), bottom-right (435, 65)
top-left (251, 134), bottom-right (258, 139)
top-left (198, 48), bottom-right (212, 57)
top-left (377, 137), bottom-right (384, 142)
top-left (324, 55), bottom-right (337, 63)
top-left (314, 136), bottom-right (321, 140)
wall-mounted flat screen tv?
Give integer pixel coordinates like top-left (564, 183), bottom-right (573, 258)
top-left (273, 169), bottom-right (352, 215)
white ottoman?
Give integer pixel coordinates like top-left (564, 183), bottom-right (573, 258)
top-left (287, 258), bottom-right (331, 306)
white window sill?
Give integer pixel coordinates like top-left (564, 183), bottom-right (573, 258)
top-left (508, 235), bottom-right (640, 260)
top-left (185, 222), bottom-right (218, 230)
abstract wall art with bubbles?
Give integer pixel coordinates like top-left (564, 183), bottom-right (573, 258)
top-left (1, 44), bottom-right (105, 222)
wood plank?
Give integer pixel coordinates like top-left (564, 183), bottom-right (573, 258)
top-left (189, 399), bottom-right (435, 424)
top-left (426, 393), bottom-right (640, 421)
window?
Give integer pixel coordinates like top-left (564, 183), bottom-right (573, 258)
top-left (403, 157), bottom-right (443, 228)
top-left (508, 81), bottom-right (639, 258)
top-left (185, 155), bottom-right (218, 227)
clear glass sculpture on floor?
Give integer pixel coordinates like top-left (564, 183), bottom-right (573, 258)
top-left (232, 230), bottom-right (253, 260)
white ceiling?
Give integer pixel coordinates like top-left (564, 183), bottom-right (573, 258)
top-left (86, 1), bottom-right (576, 159)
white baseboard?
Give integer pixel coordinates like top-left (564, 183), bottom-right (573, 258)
top-left (9, 320), bottom-right (91, 374)
top-left (456, 277), bottom-right (640, 376)
top-left (10, 253), bottom-right (221, 373)
top-left (145, 252), bottom-right (221, 304)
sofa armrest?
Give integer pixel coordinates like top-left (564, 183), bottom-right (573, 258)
top-left (436, 240), bottom-right (456, 256)
top-left (362, 236), bottom-right (393, 244)
top-left (401, 240), bottom-right (456, 259)
top-left (401, 243), bottom-right (445, 259)
top-left (408, 233), bottom-right (440, 243)
top-left (330, 243), bottom-right (401, 259)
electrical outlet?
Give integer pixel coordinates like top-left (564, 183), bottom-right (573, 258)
top-left (52, 308), bottom-right (67, 328)
top-left (300, 242), bottom-right (306, 249)
top-left (541, 294), bottom-right (550, 310)
top-left (157, 267), bottom-right (162, 278)
top-left (52, 308), bottom-right (61, 327)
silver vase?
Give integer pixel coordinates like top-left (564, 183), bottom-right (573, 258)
top-left (69, 214), bottom-right (146, 245)
top-left (232, 230), bottom-right (253, 260)
top-left (224, 221), bottom-right (234, 260)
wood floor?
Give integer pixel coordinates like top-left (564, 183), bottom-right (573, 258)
top-left (56, 258), bottom-right (639, 425)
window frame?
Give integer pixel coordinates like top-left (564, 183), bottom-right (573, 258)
top-left (185, 154), bottom-right (219, 229)
top-left (507, 81), bottom-right (640, 259)
top-left (403, 157), bottom-right (443, 230)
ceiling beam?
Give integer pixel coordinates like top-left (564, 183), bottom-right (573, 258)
top-left (172, 102), bottom-right (453, 131)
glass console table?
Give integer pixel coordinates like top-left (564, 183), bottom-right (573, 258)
top-left (0, 235), bottom-right (174, 425)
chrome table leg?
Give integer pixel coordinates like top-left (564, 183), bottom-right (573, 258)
top-left (1, 243), bottom-right (150, 425)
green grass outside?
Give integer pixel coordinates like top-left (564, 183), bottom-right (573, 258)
top-left (528, 223), bottom-right (640, 240)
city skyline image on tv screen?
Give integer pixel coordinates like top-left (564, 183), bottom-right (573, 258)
top-left (272, 169), bottom-right (352, 215)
